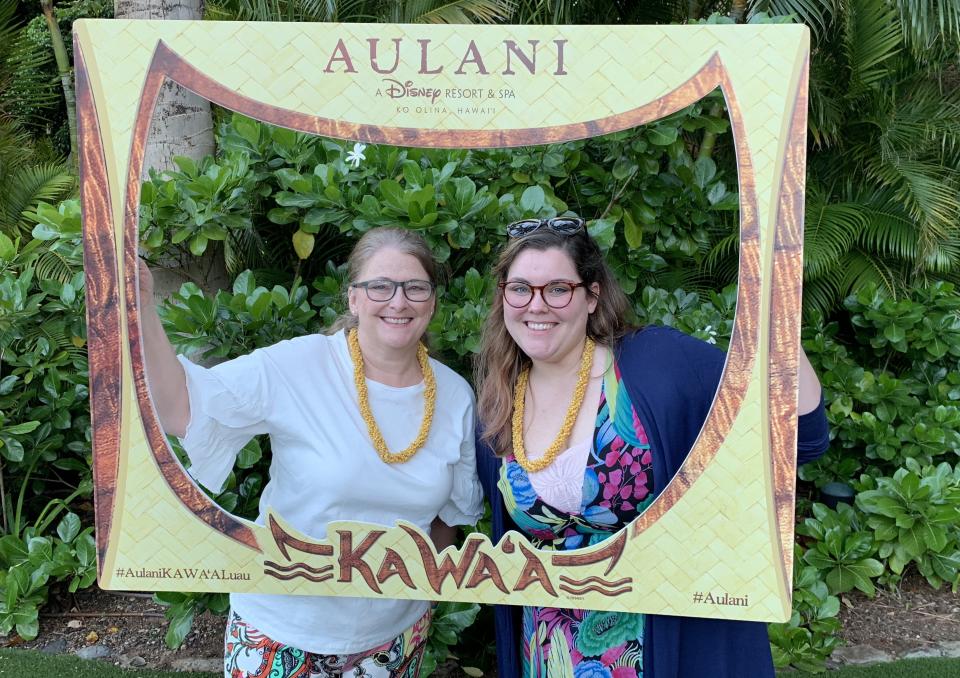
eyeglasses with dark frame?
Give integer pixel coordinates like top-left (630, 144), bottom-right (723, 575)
top-left (350, 278), bottom-right (436, 303)
top-left (506, 217), bottom-right (586, 239)
top-left (498, 280), bottom-right (588, 309)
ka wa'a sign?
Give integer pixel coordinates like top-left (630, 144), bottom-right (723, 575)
top-left (78, 20), bottom-right (809, 622)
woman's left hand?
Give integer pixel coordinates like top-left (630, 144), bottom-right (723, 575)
top-left (798, 348), bottom-right (822, 415)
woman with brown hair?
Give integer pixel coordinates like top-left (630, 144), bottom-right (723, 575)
top-left (139, 227), bottom-right (482, 678)
top-left (475, 217), bottom-right (829, 678)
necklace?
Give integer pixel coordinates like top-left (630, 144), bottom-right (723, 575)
top-left (511, 337), bottom-right (596, 473)
top-left (347, 328), bottom-right (436, 464)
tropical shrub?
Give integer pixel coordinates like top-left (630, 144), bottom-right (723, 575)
top-left (154, 591), bottom-right (230, 649)
top-left (856, 461), bottom-right (960, 590)
top-left (768, 557), bottom-right (842, 672)
top-left (0, 199), bottom-right (95, 639)
top-left (796, 503), bottom-right (883, 596)
top-left (802, 282), bottom-right (960, 484)
top-left (1, 0), bottom-right (112, 154)
top-left (143, 105), bottom-right (739, 292)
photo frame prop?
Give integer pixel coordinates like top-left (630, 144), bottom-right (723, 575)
top-left (77, 20), bottom-right (809, 622)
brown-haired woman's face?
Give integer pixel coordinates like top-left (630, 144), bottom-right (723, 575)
top-left (347, 247), bottom-right (435, 353)
top-left (502, 247), bottom-right (598, 366)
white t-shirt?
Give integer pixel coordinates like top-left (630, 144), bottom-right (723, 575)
top-left (176, 330), bottom-right (483, 654)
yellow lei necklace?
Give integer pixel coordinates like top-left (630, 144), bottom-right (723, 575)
top-left (511, 337), bottom-right (596, 473)
top-left (347, 328), bottom-right (436, 464)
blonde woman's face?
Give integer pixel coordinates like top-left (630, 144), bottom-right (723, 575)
top-left (502, 247), bottom-right (598, 367)
top-left (347, 248), bottom-right (435, 353)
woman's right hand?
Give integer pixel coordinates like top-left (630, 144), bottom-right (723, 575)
top-left (136, 258), bottom-right (190, 436)
top-left (138, 258), bottom-right (155, 305)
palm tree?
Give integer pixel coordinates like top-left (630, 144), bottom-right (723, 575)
top-left (688, 0), bottom-right (960, 317)
top-left (0, 1), bottom-right (75, 237)
top-left (799, 0), bottom-right (960, 315)
top-left (207, 0), bottom-right (516, 23)
top-left (114, 0), bottom-right (228, 297)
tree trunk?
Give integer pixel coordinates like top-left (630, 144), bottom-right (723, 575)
top-left (114, 0), bottom-right (214, 176)
top-left (40, 0), bottom-right (78, 168)
top-left (115, 0), bottom-right (229, 302)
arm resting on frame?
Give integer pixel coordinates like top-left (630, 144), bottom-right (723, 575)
top-left (138, 259), bottom-right (190, 437)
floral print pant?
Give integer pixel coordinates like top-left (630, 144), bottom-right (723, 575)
top-left (223, 609), bottom-right (430, 677)
top-left (523, 606), bottom-right (644, 678)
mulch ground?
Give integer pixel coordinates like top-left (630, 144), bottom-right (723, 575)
top-left (3, 576), bottom-right (958, 673)
top-left (8, 588), bottom-right (472, 675)
top-left (12, 589), bottom-right (223, 670)
top-left (837, 575), bottom-right (960, 656)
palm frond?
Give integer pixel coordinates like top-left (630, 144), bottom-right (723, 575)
top-left (894, 0), bottom-right (960, 57)
top-left (0, 27), bottom-right (60, 126)
top-left (748, 0), bottom-right (836, 40)
top-left (648, 266), bottom-right (719, 297)
top-left (0, 162), bottom-right (76, 235)
top-left (920, 238), bottom-right (960, 273)
top-left (802, 274), bottom-right (843, 320)
top-left (702, 229), bottom-right (739, 276)
top-left (33, 247), bottom-right (77, 284)
top-left (295, 0), bottom-right (372, 21)
top-left (23, 316), bottom-right (85, 359)
top-left (867, 157), bottom-right (959, 241)
top-left (844, 0), bottom-right (902, 94)
top-left (802, 196), bottom-right (867, 279)
top-left (807, 65), bottom-right (846, 147)
top-left (856, 206), bottom-right (920, 262)
top-left (0, 116), bottom-right (34, 170)
top-left (224, 226), bottom-right (268, 277)
top-left (840, 250), bottom-right (907, 299)
top-left (402, 0), bottom-right (516, 23)
top-left (0, 0), bottom-right (20, 54)
top-left (867, 77), bottom-right (960, 165)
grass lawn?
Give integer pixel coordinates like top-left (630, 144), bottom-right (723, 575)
top-left (2, 649), bottom-right (959, 677)
top-left (780, 657), bottom-right (960, 677)
top-left (0, 649), bottom-right (217, 677)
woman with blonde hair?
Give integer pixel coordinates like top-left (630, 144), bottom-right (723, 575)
top-left (475, 217), bottom-right (829, 678)
top-left (139, 227), bottom-right (482, 678)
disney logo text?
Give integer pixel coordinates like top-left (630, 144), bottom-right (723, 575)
top-left (383, 79), bottom-right (442, 104)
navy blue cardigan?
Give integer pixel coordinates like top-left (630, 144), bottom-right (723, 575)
top-left (477, 326), bottom-right (830, 678)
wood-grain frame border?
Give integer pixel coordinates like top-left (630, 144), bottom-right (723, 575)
top-left (83, 37), bottom-right (803, 586)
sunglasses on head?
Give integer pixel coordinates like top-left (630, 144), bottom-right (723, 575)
top-left (506, 217), bottom-right (586, 239)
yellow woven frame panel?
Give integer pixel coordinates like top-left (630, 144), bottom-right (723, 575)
top-left (77, 20), bottom-right (809, 622)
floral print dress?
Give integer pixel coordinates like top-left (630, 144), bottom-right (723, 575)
top-left (498, 360), bottom-right (655, 678)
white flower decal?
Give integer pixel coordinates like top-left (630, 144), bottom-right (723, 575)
top-left (345, 142), bottom-right (367, 168)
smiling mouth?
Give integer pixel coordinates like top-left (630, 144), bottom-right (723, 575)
top-left (525, 322), bottom-right (556, 331)
top-left (381, 317), bottom-right (413, 325)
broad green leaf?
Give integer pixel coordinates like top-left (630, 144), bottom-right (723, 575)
top-left (292, 230), bottom-right (315, 260)
top-left (623, 211), bottom-right (643, 249)
top-left (519, 186), bottom-right (545, 213)
top-left (0, 438), bottom-right (24, 463)
top-left (693, 157), bottom-right (716, 188)
top-left (15, 614), bottom-right (39, 641)
top-left (188, 235), bottom-right (208, 257)
top-left (56, 513), bottom-right (81, 544)
top-left (164, 603), bottom-right (196, 649)
top-left (587, 218), bottom-right (616, 251)
top-left (648, 126), bottom-right (679, 146)
top-left (172, 156), bottom-right (198, 177)
top-left (0, 233), bottom-right (15, 261)
top-left (3, 421), bottom-right (40, 436)
top-left (232, 271), bottom-right (256, 296)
